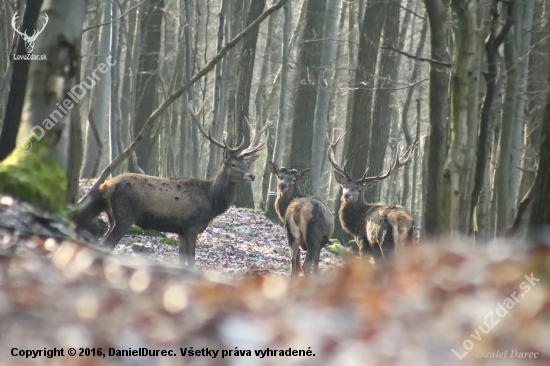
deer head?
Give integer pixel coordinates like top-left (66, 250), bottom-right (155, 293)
top-left (267, 162), bottom-right (310, 196)
top-left (12, 12), bottom-right (49, 54)
top-left (327, 132), bottom-right (416, 204)
top-left (190, 107), bottom-right (267, 183)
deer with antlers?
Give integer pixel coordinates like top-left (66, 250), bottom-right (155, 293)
top-left (12, 12), bottom-right (49, 54)
top-left (267, 162), bottom-right (333, 277)
top-left (94, 108), bottom-right (267, 266)
top-left (327, 133), bottom-right (415, 261)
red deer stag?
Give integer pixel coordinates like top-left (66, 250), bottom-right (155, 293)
top-left (94, 108), bottom-right (267, 266)
top-left (268, 162), bottom-right (333, 277)
top-left (327, 133), bottom-right (415, 261)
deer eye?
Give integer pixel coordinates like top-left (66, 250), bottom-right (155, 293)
top-left (231, 163), bottom-right (237, 168)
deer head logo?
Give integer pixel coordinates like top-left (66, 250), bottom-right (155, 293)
top-left (11, 12), bottom-right (49, 54)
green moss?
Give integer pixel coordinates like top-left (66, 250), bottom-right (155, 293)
top-left (325, 239), bottom-right (352, 258)
top-left (0, 141), bottom-right (66, 213)
top-left (159, 238), bottom-right (178, 246)
top-left (127, 225), bottom-right (167, 238)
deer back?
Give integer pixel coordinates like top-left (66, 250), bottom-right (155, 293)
top-left (100, 174), bottom-right (214, 223)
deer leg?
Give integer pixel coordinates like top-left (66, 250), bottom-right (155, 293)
top-left (178, 234), bottom-right (187, 265)
top-left (183, 231), bottom-right (199, 267)
top-left (304, 248), bottom-right (314, 276)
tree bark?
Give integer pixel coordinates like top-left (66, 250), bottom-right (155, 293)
top-left (422, 0), bottom-right (450, 237)
top-left (495, 1), bottom-right (519, 235)
top-left (234, 0), bottom-right (266, 208)
top-left (0, 0), bottom-right (44, 161)
top-left (0, 0), bottom-right (86, 212)
top-left (287, 0), bottom-right (327, 196)
top-left (131, 0), bottom-right (163, 174)
top-left (367, 0), bottom-right (400, 202)
top-left (441, 0), bottom-right (481, 234)
top-left (529, 52), bottom-right (550, 228)
top-left (311, 0), bottom-right (340, 196)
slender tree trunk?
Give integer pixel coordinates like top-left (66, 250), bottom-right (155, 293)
top-left (346, 0), bottom-right (386, 184)
top-left (422, 0), bottom-right (450, 237)
top-left (81, 1), bottom-right (112, 178)
top-left (266, 1), bottom-right (291, 221)
top-left (401, 22), bottom-right (428, 209)
top-left (311, 0), bottom-right (340, 196)
top-left (441, 0), bottom-right (481, 234)
top-left (529, 48), bottom-right (550, 228)
top-left (287, 0), bottom-right (327, 196)
top-left (234, 0), bottom-right (266, 208)
top-left (366, 0), bottom-right (400, 202)
top-left (0, 0), bottom-right (44, 161)
top-left (131, 0), bottom-right (163, 174)
top-left (495, 1), bottom-right (519, 235)
top-left (206, 0), bottom-right (229, 179)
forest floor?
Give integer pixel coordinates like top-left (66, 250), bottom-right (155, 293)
top-left (0, 187), bottom-right (549, 365)
top-left (79, 180), bottom-right (343, 277)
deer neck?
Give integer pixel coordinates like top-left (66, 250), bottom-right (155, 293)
top-left (275, 186), bottom-right (304, 222)
top-left (209, 168), bottom-right (237, 216)
top-left (339, 195), bottom-right (370, 236)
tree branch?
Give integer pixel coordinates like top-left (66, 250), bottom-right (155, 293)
top-left (382, 44), bottom-right (452, 68)
top-left (82, 0), bottom-right (148, 33)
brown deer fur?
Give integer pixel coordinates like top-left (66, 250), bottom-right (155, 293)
top-left (268, 162), bottom-right (333, 277)
top-left (94, 151), bottom-right (259, 266)
top-left (82, 108), bottom-right (267, 267)
top-left (328, 133), bottom-right (415, 261)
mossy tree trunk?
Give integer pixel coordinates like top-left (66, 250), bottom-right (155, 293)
top-left (0, 0), bottom-right (87, 212)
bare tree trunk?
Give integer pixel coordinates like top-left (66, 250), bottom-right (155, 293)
top-left (287, 0), bottom-right (327, 196)
top-left (346, 0), bottom-right (385, 188)
top-left (422, 0), bottom-right (450, 237)
top-left (0, 0), bottom-right (86, 212)
top-left (0, 0), bottom-right (44, 161)
top-left (234, 0), bottom-right (266, 208)
top-left (401, 22), bottom-right (428, 209)
top-left (441, 0), bottom-right (481, 234)
top-left (495, 1), bottom-right (519, 235)
top-left (206, 0), bottom-right (229, 179)
top-left (311, 0), bottom-right (340, 196)
top-left (367, 0), bottom-right (400, 202)
top-left (131, 0), bottom-right (163, 174)
top-left (81, 1), bottom-right (112, 178)
top-left (529, 51), bottom-right (550, 228)
top-left (266, 1), bottom-right (292, 221)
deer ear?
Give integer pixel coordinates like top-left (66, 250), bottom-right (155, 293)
top-left (267, 161), bottom-right (279, 174)
top-left (243, 154), bottom-right (259, 164)
top-left (296, 169), bottom-right (311, 181)
top-left (334, 171), bottom-right (347, 185)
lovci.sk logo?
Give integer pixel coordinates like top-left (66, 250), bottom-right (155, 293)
top-left (11, 12), bottom-right (48, 60)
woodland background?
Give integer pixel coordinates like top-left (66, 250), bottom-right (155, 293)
top-left (0, 0), bottom-right (549, 242)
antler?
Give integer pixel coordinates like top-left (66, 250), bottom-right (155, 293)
top-left (11, 12), bottom-right (26, 38)
top-left (28, 13), bottom-right (48, 42)
top-left (359, 140), bottom-right (416, 185)
top-left (240, 115), bottom-right (269, 157)
top-left (189, 105), bottom-right (244, 154)
top-left (326, 131), bottom-right (350, 179)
